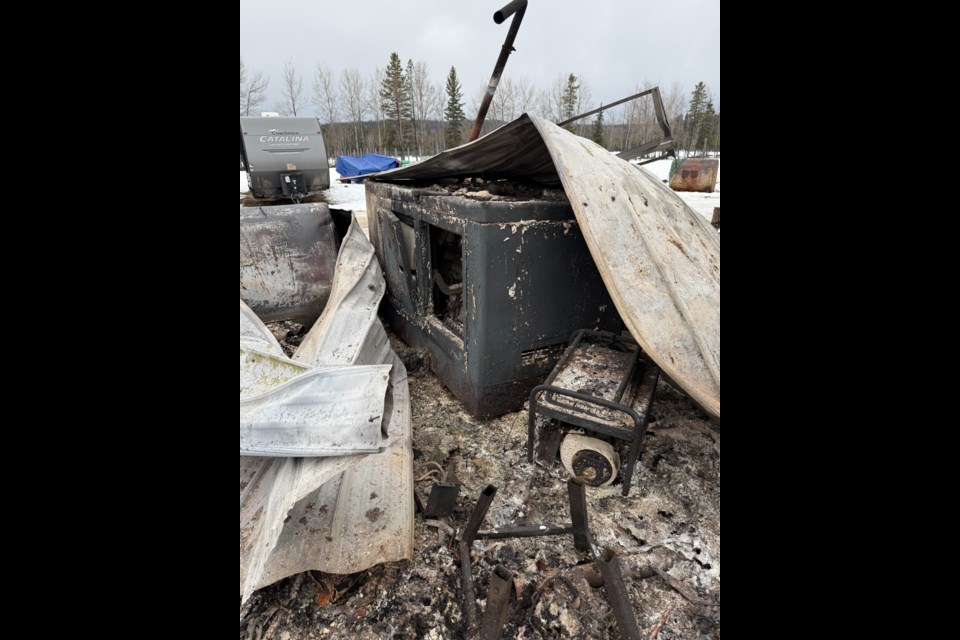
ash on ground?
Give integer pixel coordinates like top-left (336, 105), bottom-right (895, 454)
top-left (418, 178), bottom-right (569, 203)
top-left (241, 329), bottom-right (720, 640)
top-left (268, 321), bottom-right (308, 357)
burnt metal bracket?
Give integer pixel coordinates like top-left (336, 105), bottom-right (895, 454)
top-left (423, 482), bottom-right (461, 518)
top-left (459, 485), bottom-right (498, 633)
top-left (458, 479), bottom-right (642, 640)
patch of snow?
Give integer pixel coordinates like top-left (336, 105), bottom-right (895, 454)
top-left (323, 169), bottom-right (366, 212)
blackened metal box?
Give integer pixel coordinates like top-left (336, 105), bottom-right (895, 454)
top-left (366, 181), bottom-right (621, 417)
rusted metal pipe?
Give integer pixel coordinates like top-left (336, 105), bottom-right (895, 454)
top-left (475, 525), bottom-right (572, 540)
top-left (468, 0), bottom-right (528, 142)
top-left (494, 0), bottom-right (526, 22)
top-left (462, 485), bottom-right (498, 544)
top-left (481, 566), bottom-right (515, 640)
top-left (459, 540), bottom-right (479, 632)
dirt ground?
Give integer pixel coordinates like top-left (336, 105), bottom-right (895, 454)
top-left (241, 325), bottom-right (720, 640)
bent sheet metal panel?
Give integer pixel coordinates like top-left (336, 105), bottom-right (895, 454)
top-left (367, 114), bottom-right (719, 419)
top-left (240, 203), bottom-right (338, 326)
top-left (531, 118), bottom-right (720, 419)
top-left (239, 218), bottom-right (413, 604)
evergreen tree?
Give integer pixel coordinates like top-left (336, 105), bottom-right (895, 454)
top-left (379, 53), bottom-right (412, 155)
top-left (561, 73), bottom-right (579, 131)
top-left (699, 100), bottom-right (717, 153)
top-left (444, 66), bottom-right (465, 149)
top-left (591, 107), bottom-right (605, 147)
top-left (686, 81), bottom-right (709, 154)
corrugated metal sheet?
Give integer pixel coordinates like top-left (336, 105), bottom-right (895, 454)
top-left (239, 217), bottom-right (413, 604)
top-left (240, 362), bottom-right (391, 457)
top-left (239, 297), bottom-right (391, 457)
top-left (370, 115), bottom-right (720, 419)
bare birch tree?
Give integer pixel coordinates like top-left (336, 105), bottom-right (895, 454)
top-left (240, 57), bottom-right (246, 113)
top-left (366, 68), bottom-right (385, 152)
top-left (339, 68), bottom-right (367, 156)
top-left (408, 60), bottom-right (434, 158)
top-left (279, 59), bottom-right (304, 116)
top-left (313, 63), bottom-right (339, 156)
top-left (240, 57), bottom-right (269, 116)
top-left (515, 76), bottom-right (536, 115)
top-left (491, 77), bottom-right (517, 124)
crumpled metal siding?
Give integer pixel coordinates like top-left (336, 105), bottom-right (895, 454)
top-left (239, 217), bottom-right (413, 604)
top-left (369, 115), bottom-right (720, 419)
top-left (240, 363), bottom-right (391, 457)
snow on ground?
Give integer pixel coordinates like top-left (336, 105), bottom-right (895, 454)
top-left (322, 169), bottom-right (367, 212)
top-left (240, 157), bottom-right (719, 223)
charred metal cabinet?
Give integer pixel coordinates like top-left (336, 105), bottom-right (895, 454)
top-left (366, 181), bottom-right (622, 418)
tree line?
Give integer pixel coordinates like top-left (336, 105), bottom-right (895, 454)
top-left (240, 55), bottom-right (720, 160)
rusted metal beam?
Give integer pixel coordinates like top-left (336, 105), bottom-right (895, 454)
top-left (559, 87), bottom-right (676, 164)
top-left (596, 548), bottom-right (643, 640)
top-left (568, 479), bottom-right (591, 552)
top-left (468, 0), bottom-right (528, 142)
top-left (557, 88), bottom-right (658, 127)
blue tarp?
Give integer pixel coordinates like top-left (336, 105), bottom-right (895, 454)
top-left (336, 154), bottom-right (399, 181)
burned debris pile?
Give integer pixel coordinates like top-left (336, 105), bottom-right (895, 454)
top-left (240, 111), bottom-right (719, 639)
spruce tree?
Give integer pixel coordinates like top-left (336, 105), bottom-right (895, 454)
top-left (699, 100), bottom-right (717, 154)
top-left (591, 108), bottom-right (605, 147)
top-left (561, 73), bottom-right (579, 131)
top-left (379, 53), bottom-right (412, 156)
top-left (444, 66), bottom-right (466, 149)
top-left (686, 82), bottom-right (709, 153)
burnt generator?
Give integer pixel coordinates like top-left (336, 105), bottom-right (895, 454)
top-left (366, 181), bottom-right (623, 418)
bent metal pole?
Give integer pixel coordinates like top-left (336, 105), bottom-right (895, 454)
top-left (468, 0), bottom-right (528, 142)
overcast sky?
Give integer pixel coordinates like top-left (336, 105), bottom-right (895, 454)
top-left (240, 0), bottom-right (720, 116)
